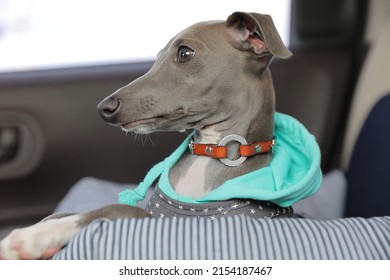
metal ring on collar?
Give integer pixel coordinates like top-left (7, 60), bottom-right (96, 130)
top-left (218, 134), bottom-right (248, 167)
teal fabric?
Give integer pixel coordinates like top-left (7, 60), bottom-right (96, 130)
top-left (119, 112), bottom-right (322, 207)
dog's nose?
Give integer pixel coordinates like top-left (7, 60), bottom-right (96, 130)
top-left (97, 97), bottom-right (121, 123)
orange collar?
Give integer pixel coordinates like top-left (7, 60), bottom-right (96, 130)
top-left (188, 134), bottom-right (275, 166)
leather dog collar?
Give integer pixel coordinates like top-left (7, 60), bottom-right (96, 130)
top-left (188, 134), bottom-right (276, 167)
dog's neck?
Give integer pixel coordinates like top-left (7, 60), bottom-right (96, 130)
top-left (195, 70), bottom-right (275, 145)
top-left (170, 69), bottom-right (275, 199)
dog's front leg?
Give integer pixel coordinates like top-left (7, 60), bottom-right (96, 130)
top-left (0, 204), bottom-right (150, 260)
top-left (0, 214), bottom-right (82, 260)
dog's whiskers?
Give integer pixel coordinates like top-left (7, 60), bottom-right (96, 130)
top-left (127, 132), bottom-right (158, 148)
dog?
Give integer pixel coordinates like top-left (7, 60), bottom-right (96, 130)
top-left (0, 11), bottom-right (299, 259)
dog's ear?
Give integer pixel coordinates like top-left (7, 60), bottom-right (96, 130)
top-left (226, 11), bottom-right (292, 59)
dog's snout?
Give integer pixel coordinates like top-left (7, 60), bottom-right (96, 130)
top-left (97, 97), bottom-right (121, 123)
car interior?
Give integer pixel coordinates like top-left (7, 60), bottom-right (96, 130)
top-left (0, 0), bottom-right (389, 258)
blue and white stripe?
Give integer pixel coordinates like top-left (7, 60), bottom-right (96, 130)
top-left (53, 215), bottom-right (390, 260)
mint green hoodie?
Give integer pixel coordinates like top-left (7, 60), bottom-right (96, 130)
top-left (119, 112), bottom-right (322, 207)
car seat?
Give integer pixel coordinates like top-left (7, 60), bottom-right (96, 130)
top-left (346, 94), bottom-right (390, 217)
top-left (342, 18), bottom-right (390, 218)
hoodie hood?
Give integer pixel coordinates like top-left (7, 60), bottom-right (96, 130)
top-left (119, 112), bottom-right (322, 207)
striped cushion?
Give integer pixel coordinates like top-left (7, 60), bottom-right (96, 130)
top-left (53, 215), bottom-right (390, 260)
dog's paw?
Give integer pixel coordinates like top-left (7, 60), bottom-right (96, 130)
top-left (0, 225), bottom-right (60, 260)
top-left (0, 215), bottom-right (80, 260)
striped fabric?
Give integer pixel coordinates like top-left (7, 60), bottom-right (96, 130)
top-left (53, 215), bottom-right (390, 260)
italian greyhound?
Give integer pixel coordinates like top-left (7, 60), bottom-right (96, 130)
top-left (0, 11), bottom-right (292, 259)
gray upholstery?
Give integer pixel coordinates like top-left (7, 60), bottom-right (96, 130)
top-left (54, 177), bottom-right (152, 213)
top-left (293, 169), bottom-right (347, 220)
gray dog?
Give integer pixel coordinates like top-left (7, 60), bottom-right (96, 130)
top-left (0, 12), bottom-right (321, 260)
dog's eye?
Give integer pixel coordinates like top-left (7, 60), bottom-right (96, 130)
top-left (177, 46), bottom-right (195, 63)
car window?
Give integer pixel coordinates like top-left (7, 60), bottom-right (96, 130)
top-left (0, 0), bottom-right (291, 73)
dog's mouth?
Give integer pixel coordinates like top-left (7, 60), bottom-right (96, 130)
top-left (121, 108), bottom-right (186, 132)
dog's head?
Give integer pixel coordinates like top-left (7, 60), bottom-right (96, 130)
top-left (98, 12), bottom-right (291, 134)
